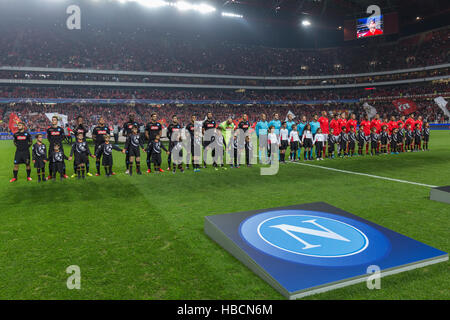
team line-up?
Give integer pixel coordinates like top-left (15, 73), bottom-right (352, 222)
top-left (9, 110), bottom-right (431, 182)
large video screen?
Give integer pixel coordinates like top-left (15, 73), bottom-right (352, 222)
top-left (357, 15), bottom-right (383, 38)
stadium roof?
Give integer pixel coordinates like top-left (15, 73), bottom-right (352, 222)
top-left (216, 0), bottom-right (450, 27)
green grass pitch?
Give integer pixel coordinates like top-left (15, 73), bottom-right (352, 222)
top-left (0, 131), bottom-right (449, 300)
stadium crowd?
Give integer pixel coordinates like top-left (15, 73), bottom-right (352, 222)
top-left (0, 67), bottom-right (448, 86)
top-left (0, 26), bottom-right (448, 76)
top-left (0, 81), bottom-right (448, 102)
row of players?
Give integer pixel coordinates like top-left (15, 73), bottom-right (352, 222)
top-left (273, 120), bottom-right (430, 162)
top-left (9, 111), bottom-right (431, 182)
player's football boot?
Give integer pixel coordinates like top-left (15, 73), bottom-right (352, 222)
top-left (9, 178), bottom-right (17, 183)
top-left (111, 172), bottom-right (116, 175)
top-left (95, 173), bottom-right (100, 176)
top-left (71, 174), bottom-right (77, 178)
top-left (63, 174), bottom-right (69, 179)
top-left (27, 177), bottom-right (32, 181)
top-left (147, 169), bottom-right (151, 173)
top-left (159, 168), bottom-right (164, 172)
top-left (86, 172), bottom-right (93, 177)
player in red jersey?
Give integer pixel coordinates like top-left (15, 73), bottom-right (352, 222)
top-left (360, 114), bottom-right (372, 155)
top-left (381, 117), bottom-right (389, 132)
top-left (336, 113), bottom-right (347, 155)
top-left (387, 116), bottom-right (398, 153)
top-left (329, 114), bottom-right (340, 137)
top-left (380, 116), bottom-right (390, 152)
top-left (337, 113), bottom-right (347, 134)
top-left (415, 115), bottom-right (423, 131)
top-left (346, 114), bottom-right (357, 133)
top-left (397, 115), bottom-right (405, 130)
top-left (405, 114), bottom-right (416, 132)
top-left (388, 116), bottom-right (398, 135)
top-left (370, 114), bottom-right (382, 152)
top-left (318, 111), bottom-right (330, 157)
top-left (371, 114), bottom-right (382, 134)
top-left (345, 114), bottom-right (357, 154)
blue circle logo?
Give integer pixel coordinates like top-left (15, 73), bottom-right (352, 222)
top-left (239, 210), bottom-right (391, 267)
top-left (258, 215), bottom-right (368, 258)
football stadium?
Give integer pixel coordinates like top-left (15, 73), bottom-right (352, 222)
top-left (0, 0), bottom-right (449, 304)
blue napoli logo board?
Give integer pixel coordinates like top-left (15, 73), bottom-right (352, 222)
top-left (240, 211), bottom-right (391, 267)
top-left (204, 203), bottom-right (448, 299)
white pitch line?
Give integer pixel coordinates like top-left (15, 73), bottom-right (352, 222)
top-left (288, 161), bottom-right (437, 188)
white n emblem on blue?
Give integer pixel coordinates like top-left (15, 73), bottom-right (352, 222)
top-left (270, 219), bottom-right (350, 250)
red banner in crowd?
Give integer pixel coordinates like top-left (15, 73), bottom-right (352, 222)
top-left (8, 113), bottom-right (21, 134)
top-left (392, 99), bottom-right (418, 115)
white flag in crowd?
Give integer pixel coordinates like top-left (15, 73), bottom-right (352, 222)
top-left (434, 96), bottom-right (450, 118)
top-left (285, 110), bottom-right (296, 121)
top-left (362, 102), bottom-right (377, 119)
top-left (45, 113), bottom-right (68, 127)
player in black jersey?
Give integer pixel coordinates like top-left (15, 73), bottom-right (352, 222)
top-left (422, 122), bottom-right (430, 151)
top-left (47, 116), bottom-right (67, 179)
top-left (122, 113), bottom-right (140, 174)
top-left (147, 134), bottom-right (169, 173)
top-left (357, 125), bottom-right (366, 156)
top-left (211, 128), bottom-right (226, 170)
top-left (370, 127), bottom-right (380, 156)
top-left (145, 113), bottom-right (163, 173)
top-left (230, 135), bottom-right (240, 168)
top-left (398, 123), bottom-right (406, 152)
top-left (238, 114), bottom-right (251, 166)
top-left (69, 133), bottom-right (96, 179)
top-left (192, 132), bottom-right (202, 172)
top-left (50, 144), bottom-right (68, 180)
top-left (390, 128), bottom-right (400, 154)
top-left (185, 115), bottom-right (198, 170)
top-left (245, 134), bottom-right (254, 167)
top-left (73, 116), bottom-right (88, 140)
top-left (347, 126), bottom-right (357, 156)
top-left (124, 125), bottom-right (145, 176)
top-left (327, 128), bottom-right (337, 159)
top-left (413, 123), bottom-right (422, 152)
top-left (202, 112), bottom-right (217, 168)
top-left (10, 122), bottom-right (33, 182)
top-left (405, 124), bottom-right (413, 152)
top-left (338, 126), bottom-right (349, 158)
top-left (166, 115), bottom-right (184, 173)
top-left (92, 117), bottom-right (111, 176)
top-left (32, 134), bottom-right (48, 182)
top-left (71, 115), bottom-right (91, 177)
top-left (95, 134), bottom-right (123, 177)
top-left (380, 125), bottom-right (389, 154)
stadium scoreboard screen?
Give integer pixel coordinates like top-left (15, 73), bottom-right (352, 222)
top-left (344, 12), bottom-right (399, 41)
top-left (357, 15), bottom-right (384, 38)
